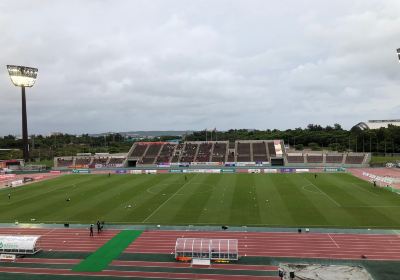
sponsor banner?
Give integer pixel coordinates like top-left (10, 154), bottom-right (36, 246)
top-left (225, 163), bottom-right (236, 167)
top-left (179, 163), bottom-right (190, 167)
top-left (236, 169), bottom-right (248, 173)
top-left (144, 170), bottom-right (157, 174)
top-left (11, 180), bottom-right (23, 187)
top-left (324, 167), bottom-right (346, 172)
top-left (236, 162), bottom-right (256, 167)
top-left (280, 168), bottom-right (295, 173)
top-left (170, 169), bottom-right (183, 173)
top-left (113, 164), bottom-right (124, 168)
top-left (263, 169), bottom-right (277, 173)
top-left (157, 169), bottom-right (169, 174)
top-left (72, 169), bottom-right (91, 174)
top-left (362, 172), bottom-right (393, 184)
top-left (221, 169), bottom-right (235, 173)
top-left (170, 163), bottom-right (181, 166)
top-left (50, 170), bottom-right (61, 174)
top-left (181, 169), bottom-right (221, 174)
top-left (157, 163), bottom-right (171, 168)
top-left (206, 169), bottom-right (221, 173)
top-left (183, 169), bottom-right (197, 173)
top-left (0, 254), bottom-right (16, 261)
top-left (248, 169), bottom-right (261, 173)
top-left (94, 164), bottom-right (104, 169)
top-left (190, 162), bottom-right (222, 166)
top-left (115, 170), bottom-right (127, 174)
top-left (34, 176), bottom-right (44, 180)
top-left (295, 169), bottom-right (310, 173)
top-left (129, 170), bottom-right (142, 174)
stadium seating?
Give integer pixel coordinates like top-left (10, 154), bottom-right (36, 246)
top-left (107, 157), bottom-right (125, 166)
top-left (140, 143), bottom-right (163, 165)
top-left (92, 157), bottom-right (108, 165)
top-left (53, 139), bottom-right (371, 168)
top-left (195, 143), bottom-right (213, 162)
top-left (267, 142), bottom-right (276, 157)
top-left (307, 154), bottom-right (323, 163)
top-left (326, 154), bottom-right (343, 164)
top-left (75, 157), bottom-right (91, 166)
top-left (155, 143), bottom-right (176, 164)
top-left (180, 143), bottom-right (199, 163)
top-left (252, 142), bottom-right (268, 162)
top-left (286, 154), bottom-right (304, 163)
top-left (345, 154), bottom-right (365, 164)
top-left (56, 158), bottom-right (74, 167)
top-left (211, 142), bottom-right (227, 162)
top-left (130, 143), bottom-right (148, 158)
top-left (171, 144), bottom-right (184, 163)
top-left (237, 142), bottom-right (251, 162)
top-left (227, 151), bottom-right (235, 162)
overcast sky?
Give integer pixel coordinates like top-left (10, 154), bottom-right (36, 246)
top-left (1, 0), bottom-right (400, 135)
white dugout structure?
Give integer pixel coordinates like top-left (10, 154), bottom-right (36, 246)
top-left (175, 238), bottom-right (238, 261)
top-left (0, 236), bottom-right (41, 255)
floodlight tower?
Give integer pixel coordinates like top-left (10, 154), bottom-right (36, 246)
top-left (6, 65), bottom-right (38, 163)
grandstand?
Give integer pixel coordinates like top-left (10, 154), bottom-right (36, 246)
top-left (55, 140), bottom-right (370, 168)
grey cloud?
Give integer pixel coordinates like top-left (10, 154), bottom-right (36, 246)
top-left (0, 0), bottom-right (400, 135)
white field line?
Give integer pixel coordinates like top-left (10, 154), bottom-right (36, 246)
top-left (328, 233), bottom-right (340, 248)
top-left (304, 177), bottom-right (342, 207)
top-left (142, 175), bottom-right (196, 223)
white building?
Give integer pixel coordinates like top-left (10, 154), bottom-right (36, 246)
top-left (354, 119), bottom-right (400, 130)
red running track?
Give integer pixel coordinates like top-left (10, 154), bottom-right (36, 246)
top-left (18, 258), bottom-right (277, 272)
top-left (126, 230), bottom-right (400, 261)
top-left (0, 228), bottom-right (119, 252)
top-left (0, 267), bottom-right (280, 280)
top-left (1, 228), bottom-right (400, 260)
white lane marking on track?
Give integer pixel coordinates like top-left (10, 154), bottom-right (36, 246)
top-left (328, 233), bottom-right (340, 248)
top-left (142, 175), bottom-right (196, 223)
top-left (42, 228), bottom-right (57, 236)
top-left (304, 177), bottom-right (342, 207)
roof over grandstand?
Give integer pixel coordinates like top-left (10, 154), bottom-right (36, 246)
top-left (1, 1), bottom-right (400, 135)
top-left (354, 119), bottom-right (400, 130)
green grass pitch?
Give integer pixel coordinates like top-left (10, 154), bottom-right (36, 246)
top-left (0, 173), bottom-right (399, 228)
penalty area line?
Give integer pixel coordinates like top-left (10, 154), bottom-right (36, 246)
top-left (304, 177), bottom-right (342, 207)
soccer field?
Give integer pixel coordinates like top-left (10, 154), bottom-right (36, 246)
top-left (1, 173), bottom-right (399, 228)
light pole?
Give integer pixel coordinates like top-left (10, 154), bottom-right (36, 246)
top-left (6, 65), bottom-right (38, 163)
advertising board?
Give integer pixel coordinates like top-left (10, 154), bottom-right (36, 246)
top-left (280, 168), bottom-right (295, 173)
top-left (72, 169), bottom-right (91, 174)
top-left (263, 169), bottom-right (277, 173)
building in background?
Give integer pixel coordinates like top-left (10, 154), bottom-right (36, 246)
top-left (353, 119), bottom-right (400, 130)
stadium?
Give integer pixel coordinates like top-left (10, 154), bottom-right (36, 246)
top-left (1, 2), bottom-right (400, 280)
top-left (1, 136), bottom-right (400, 279)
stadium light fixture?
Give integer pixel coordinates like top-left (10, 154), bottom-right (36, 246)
top-left (397, 48), bottom-right (400, 62)
top-left (6, 65), bottom-right (39, 163)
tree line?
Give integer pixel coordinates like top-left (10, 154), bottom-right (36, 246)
top-left (186, 124), bottom-right (400, 154)
top-left (1, 123), bottom-right (400, 161)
